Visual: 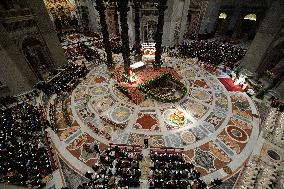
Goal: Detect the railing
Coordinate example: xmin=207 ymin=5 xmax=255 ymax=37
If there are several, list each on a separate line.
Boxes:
xmin=150 ymin=146 xmax=184 ymax=154
xmin=109 ymin=143 xmax=142 ymax=152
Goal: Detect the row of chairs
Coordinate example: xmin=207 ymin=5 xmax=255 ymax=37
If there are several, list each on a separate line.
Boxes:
xmin=236 ymin=156 xmax=280 ymax=189
xmin=262 ymin=108 xmax=284 ymax=148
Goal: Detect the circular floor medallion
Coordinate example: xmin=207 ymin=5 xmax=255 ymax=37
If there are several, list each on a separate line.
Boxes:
xmin=60 ymin=56 xmax=260 ymax=181
xmin=163 ymin=109 xmax=187 ymax=127
xmin=184 ymin=69 xmax=196 ymax=78
xmin=266 ymin=149 xmax=281 ymax=161
xmin=191 ymin=88 xmax=211 ymax=102
xmin=90 ymin=86 xmax=108 ymax=96
xmin=181 ymin=131 xmax=196 ymax=144
xmin=226 ymin=125 xmax=248 ymax=143
xmin=110 ymin=106 xmax=132 ymax=123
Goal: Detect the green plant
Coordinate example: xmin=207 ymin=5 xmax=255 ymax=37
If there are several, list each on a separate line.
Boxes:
xmin=138 ymin=73 xmax=187 ymax=103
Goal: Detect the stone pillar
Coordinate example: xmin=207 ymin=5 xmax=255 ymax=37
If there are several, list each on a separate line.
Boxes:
xmin=117 ymin=0 xmax=131 ymax=72
xmin=199 ymin=0 xmax=221 ymax=34
xmin=27 ymin=0 xmax=66 ymax=69
xmin=0 ymin=47 xmax=36 ymax=96
xmin=106 ymin=3 xmax=120 ymax=37
xmin=178 ymin=0 xmax=191 ymax=43
xmin=127 ymin=4 xmax=135 ymax=47
xmin=95 ymin=0 xmax=114 ymax=68
xmin=162 ymin=0 xmax=174 ymax=46
xmin=240 ymin=0 xmax=284 ymax=74
xmin=87 ymin=0 xmax=99 ymax=32
xmin=133 ymin=0 xmax=142 ymax=55
xmin=227 ymin=10 xmax=240 ymax=31
xmin=155 ymin=0 xmax=168 ymax=67
xmin=162 ymin=0 xmax=188 ymax=47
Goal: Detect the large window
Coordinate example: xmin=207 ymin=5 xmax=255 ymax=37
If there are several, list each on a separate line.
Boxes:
xmin=244 ymin=14 xmax=257 ymax=21
xmin=218 ymin=12 xmax=227 ymax=19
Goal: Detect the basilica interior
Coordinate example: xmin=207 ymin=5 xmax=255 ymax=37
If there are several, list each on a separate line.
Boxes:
xmin=0 ymin=0 xmax=284 ymax=189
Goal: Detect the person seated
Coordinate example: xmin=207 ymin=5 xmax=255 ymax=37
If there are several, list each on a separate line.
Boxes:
xmin=85 ymin=171 xmax=93 ymax=180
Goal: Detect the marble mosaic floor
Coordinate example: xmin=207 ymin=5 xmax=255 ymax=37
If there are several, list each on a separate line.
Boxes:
xmin=48 ymin=57 xmax=261 ymax=187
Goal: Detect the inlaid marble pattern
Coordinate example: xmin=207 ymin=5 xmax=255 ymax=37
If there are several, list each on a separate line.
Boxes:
xmin=59 ymin=157 xmax=89 ymax=189
xmin=49 ymin=57 xmax=260 ymax=182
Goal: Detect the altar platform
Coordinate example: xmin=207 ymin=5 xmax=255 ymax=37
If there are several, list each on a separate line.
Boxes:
xmin=218 ymin=78 xmax=245 ymax=92
xmin=112 ymin=66 xmax=182 ymax=104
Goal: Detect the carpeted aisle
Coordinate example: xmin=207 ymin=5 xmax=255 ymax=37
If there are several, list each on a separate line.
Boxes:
xmin=218 ymin=78 xmax=244 ymax=92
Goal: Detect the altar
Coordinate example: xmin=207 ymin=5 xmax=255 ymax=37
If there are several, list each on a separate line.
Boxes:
xmin=141 ymin=43 xmax=156 ymax=63
xmin=130 ymin=61 xmax=145 ymax=72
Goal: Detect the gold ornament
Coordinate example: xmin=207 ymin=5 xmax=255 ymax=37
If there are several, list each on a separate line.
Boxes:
xmin=44 ymin=0 xmax=76 ymax=17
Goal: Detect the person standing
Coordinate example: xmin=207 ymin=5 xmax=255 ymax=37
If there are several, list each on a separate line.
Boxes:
xmin=144 ymin=136 xmax=149 ymax=149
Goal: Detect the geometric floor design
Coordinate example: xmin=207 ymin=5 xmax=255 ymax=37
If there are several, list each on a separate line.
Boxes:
xmin=48 ymin=56 xmax=260 ymax=184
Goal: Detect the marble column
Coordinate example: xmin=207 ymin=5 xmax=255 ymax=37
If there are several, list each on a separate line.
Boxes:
xmin=199 ymin=0 xmax=221 ymax=34
xmin=117 ymin=0 xmax=131 ymax=72
xmin=127 ymin=3 xmax=135 ymax=48
xmin=162 ymin=0 xmax=188 ymax=47
xmin=227 ymin=10 xmax=240 ymax=32
xmin=240 ymin=0 xmax=284 ymax=74
xmin=178 ymin=0 xmax=191 ymax=44
xmin=95 ymin=0 xmax=114 ymax=68
xmin=162 ymin=0 xmax=174 ymax=46
xmin=155 ymin=0 xmax=168 ymax=67
xmin=87 ymin=0 xmax=99 ymax=32
xmin=133 ymin=0 xmax=142 ymax=55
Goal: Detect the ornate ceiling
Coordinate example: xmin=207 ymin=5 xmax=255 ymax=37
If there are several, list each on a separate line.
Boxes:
xmin=44 ymin=0 xmax=76 ymax=16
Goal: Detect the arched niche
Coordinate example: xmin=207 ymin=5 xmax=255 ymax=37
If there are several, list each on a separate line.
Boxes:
xmin=215 ymin=11 xmax=229 ymax=35
xmin=235 ymin=13 xmax=258 ymax=40
xmin=219 ymin=12 xmax=227 ymax=19
xmin=141 ymin=16 xmax=158 ymax=43
xmin=22 ymin=37 xmax=53 ymax=81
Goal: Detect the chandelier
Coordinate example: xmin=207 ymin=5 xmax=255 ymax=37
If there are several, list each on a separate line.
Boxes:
xmin=44 ymin=0 xmax=76 ymax=17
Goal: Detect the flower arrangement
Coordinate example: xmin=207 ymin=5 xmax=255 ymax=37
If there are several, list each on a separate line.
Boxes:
xmin=170 ymin=110 xmax=185 ymax=125
xmin=138 ymin=73 xmax=187 ymax=103
xmin=116 ymin=84 xmax=130 ymax=97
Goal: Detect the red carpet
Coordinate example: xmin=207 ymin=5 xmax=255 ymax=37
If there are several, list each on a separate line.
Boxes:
xmin=218 ymin=78 xmax=244 ymax=92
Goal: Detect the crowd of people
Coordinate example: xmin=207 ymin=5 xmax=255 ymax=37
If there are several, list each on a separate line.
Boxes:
xmin=62 ymin=33 xmax=123 ymax=66
xmin=76 ymin=145 xmax=143 ymax=189
xmin=64 ymin=42 xmax=101 ymax=63
xmin=36 ymin=63 xmax=88 ymax=96
xmin=148 ymin=153 xmax=209 ymax=189
xmin=177 ymin=40 xmax=246 ymax=68
xmin=270 ymin=97 xmax=284 ymax=112
xmin=0 ymin=103 xmax=53 ymax=188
